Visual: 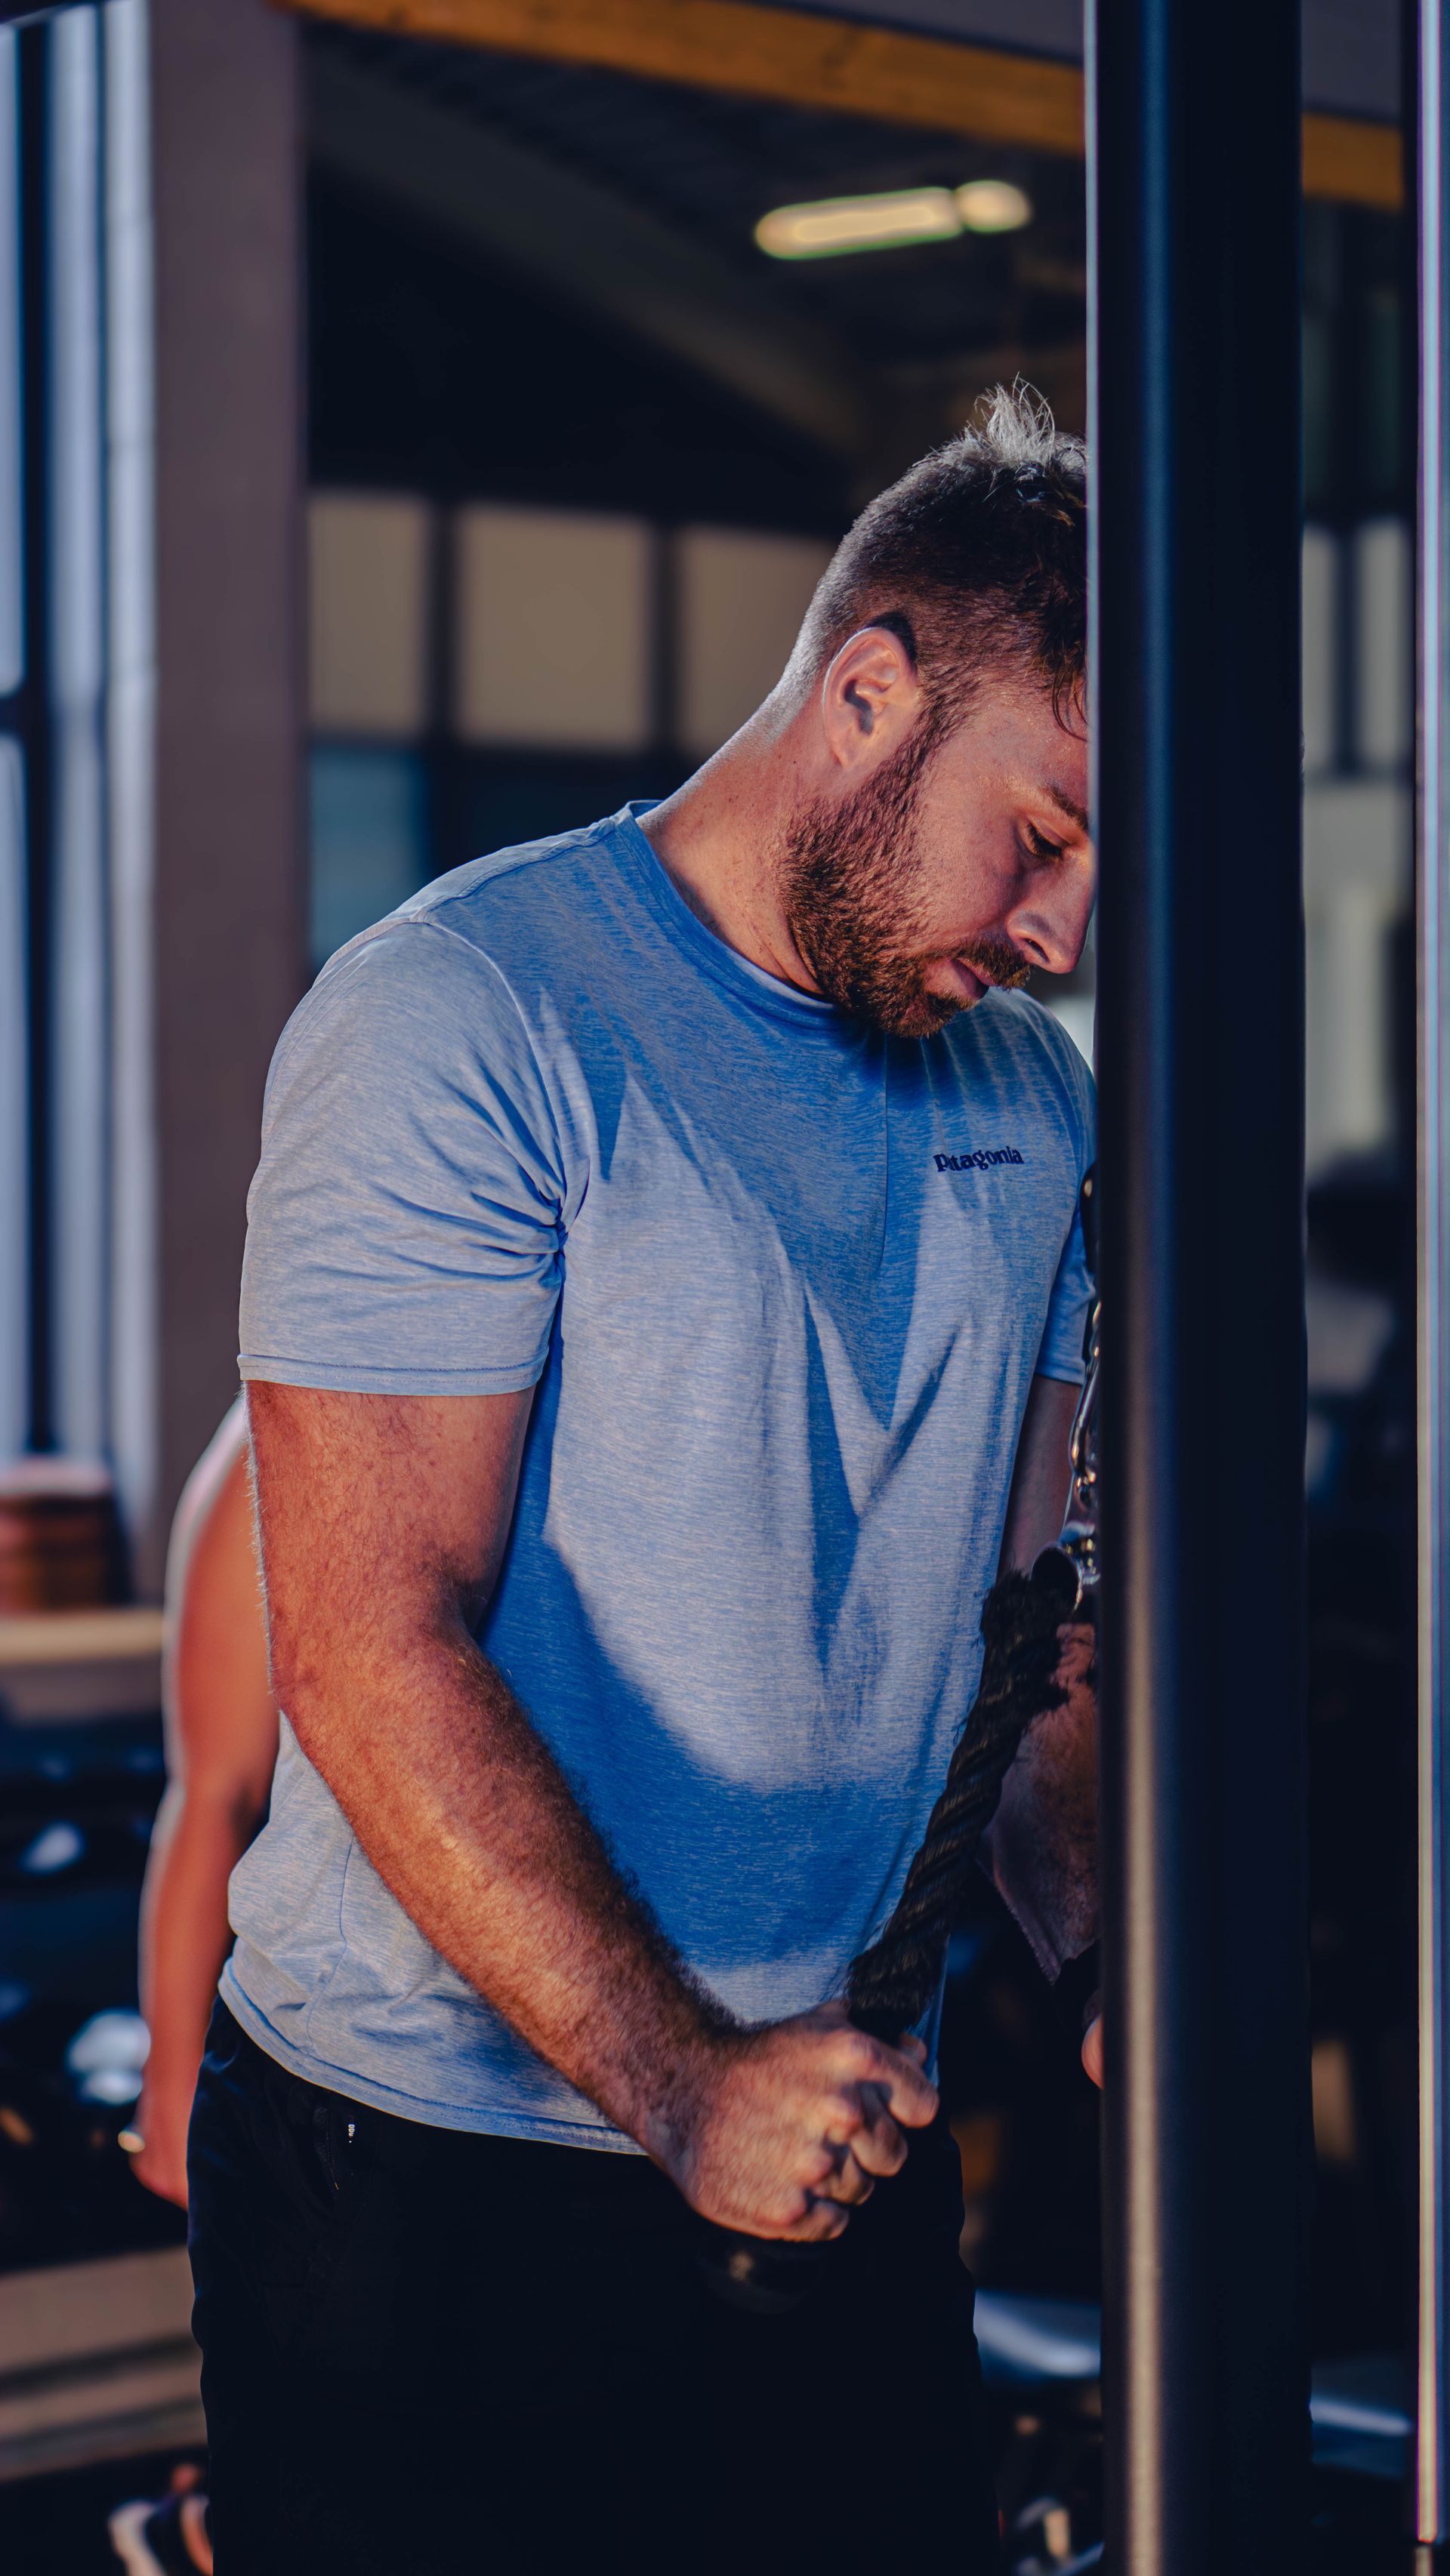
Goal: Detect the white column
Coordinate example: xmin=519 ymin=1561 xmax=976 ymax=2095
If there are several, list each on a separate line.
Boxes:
xmin=49 ymin=2 xmax=109 ymax=1461
xmin=104 ymin=0 xmax=157 ymax=1551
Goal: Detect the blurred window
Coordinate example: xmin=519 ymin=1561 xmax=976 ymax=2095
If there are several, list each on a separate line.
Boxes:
xmin=453 ymin=505 xmax=653 ymax=752
xmin=309 ymin=492 xmax=433 ymax=739
xmin=310 ymin=745 xmax=430 ymax=966
xmin=1300 ymin=524 xmax=1338 ymax=779
xmin=306 ymin=502 xmax=852 ymax=967
xmin=1302 ymin=518 xmax=1412 ymax=1177
xmin=1351 ymin=517 xmax=1412 ymax=772
xmin=674 ymin=526 xmax=832 ymax=758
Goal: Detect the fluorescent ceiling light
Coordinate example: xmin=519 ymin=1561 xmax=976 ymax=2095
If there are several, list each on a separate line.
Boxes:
xmin=956 ymin=179 xmax=1033 ymax=234
xmin=756 ymin=180 xmax=1033 ymax=261
xmin=755 ymin=187 xmax=962 ymax=260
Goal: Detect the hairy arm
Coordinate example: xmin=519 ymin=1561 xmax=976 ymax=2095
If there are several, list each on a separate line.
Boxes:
xmin=247 ymin=1381 xmax=936 ymax=2239
xmin=134 ymin=1402 xmax=279 ymax=2206
xmin=986 ymin=1373 xmax=1100 ymax=2051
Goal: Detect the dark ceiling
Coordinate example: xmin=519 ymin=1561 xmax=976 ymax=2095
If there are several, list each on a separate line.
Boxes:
xmin=305 ymin=18 xmax=1407 ymax=532
xmin=308 ymin=21 xmax=1087 ymax=376
xmin=305 ymin=18 xmax=1088 ymax=516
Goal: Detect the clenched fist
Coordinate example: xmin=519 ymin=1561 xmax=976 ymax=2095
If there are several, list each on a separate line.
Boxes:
xmin=663 ymin=2001 xmax=939 ymax=2242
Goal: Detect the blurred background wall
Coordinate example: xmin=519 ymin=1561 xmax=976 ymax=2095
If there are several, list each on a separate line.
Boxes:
xmin=0 ymin=0 xmax=1409 ymax=1594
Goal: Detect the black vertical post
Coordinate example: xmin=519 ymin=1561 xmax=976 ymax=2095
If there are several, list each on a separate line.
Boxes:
xmin=1089 ymin=2 xmax=1311 ymax=2570
xmin=17 ymin=21 xmax=53 ymax=1452
xmin=1417 ymin=1 xmax=1450 ymax=2546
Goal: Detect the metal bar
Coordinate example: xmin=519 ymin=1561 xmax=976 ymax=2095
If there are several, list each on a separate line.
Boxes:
xmin=0 ymin=25 xmax=28 ymax=1465
xmin=17 ymin=17 xmax=54 ymax=1450
xmin=1417 ymin=0 xmax=1450 ymax=2542
xmin=1088 ymin=0 xmax=1311 ymax=2567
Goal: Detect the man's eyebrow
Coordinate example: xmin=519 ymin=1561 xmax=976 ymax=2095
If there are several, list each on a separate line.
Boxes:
xmin=1044 ymin=783 xmax=1091 ymax=834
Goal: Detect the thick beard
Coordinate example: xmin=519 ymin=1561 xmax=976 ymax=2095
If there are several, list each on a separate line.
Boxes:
xmin=780 ymin=725 xmax=1028 ymax=1040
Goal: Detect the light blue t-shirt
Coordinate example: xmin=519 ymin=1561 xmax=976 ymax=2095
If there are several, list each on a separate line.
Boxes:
xmin=226 ymin=804 xmax=1095 ymax=2147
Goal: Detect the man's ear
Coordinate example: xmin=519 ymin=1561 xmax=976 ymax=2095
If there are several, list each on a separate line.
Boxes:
xmin=819 ymin=624 xmax=923 ymax=772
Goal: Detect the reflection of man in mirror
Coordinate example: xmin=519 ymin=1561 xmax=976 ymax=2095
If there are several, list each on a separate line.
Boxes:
xmin=192 ymin=387 xmax=1100 ymax=2572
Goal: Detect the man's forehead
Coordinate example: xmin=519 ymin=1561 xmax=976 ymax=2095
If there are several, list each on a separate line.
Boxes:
xmin=964 ymin=675 xmax=1090 ymax=817
xmin=1044 ymin=778 xmax=1091 ymax=835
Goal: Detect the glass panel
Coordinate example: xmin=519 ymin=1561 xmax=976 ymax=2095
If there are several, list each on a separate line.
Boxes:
xmin=1302 ymin=525 xmax=1339 ymax=778
xmin=448 ymin=750 xmax=683 ymax=875
xmin=1353 ymin=517 xmax=1414 ymax=772
xmin=310 ymin=744 xmax=430 ymax=968
xmin=0 ymin=737 xmax=27 ymax=1459
xmin=674 ymin=526 xmax=833 ymax=758
xmin=452 ymin=506 xmax=652 ymax=751
xmin=310 ymin=491 xmax=431 ymax=738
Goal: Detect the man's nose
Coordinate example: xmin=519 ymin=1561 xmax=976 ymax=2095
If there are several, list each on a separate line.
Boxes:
xmin=1007 ymin=866 xmax=1096 ymax=978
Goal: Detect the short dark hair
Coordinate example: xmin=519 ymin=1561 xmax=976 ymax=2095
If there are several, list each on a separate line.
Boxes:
xmin=792 ymin=383 xmax=1086 ymax=730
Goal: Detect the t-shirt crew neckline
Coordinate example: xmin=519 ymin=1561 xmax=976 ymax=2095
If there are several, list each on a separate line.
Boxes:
xmin=611 ymin=801 xmax=852 ymax=1040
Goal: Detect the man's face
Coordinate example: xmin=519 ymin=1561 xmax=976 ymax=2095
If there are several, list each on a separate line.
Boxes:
xmin=781 ymin=676 xmax=1096 ymax=1040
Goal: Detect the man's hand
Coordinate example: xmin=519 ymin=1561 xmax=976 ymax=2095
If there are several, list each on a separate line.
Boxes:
xmin=666 ymin=2002 xmax=938 ymax=2241
xmin=128 ymin=2074 xmax=193 ymax=2209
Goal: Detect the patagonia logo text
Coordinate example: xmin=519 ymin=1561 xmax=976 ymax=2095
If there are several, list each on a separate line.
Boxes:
xmin=934 ymin=1147 xmax=1025 ymax=1172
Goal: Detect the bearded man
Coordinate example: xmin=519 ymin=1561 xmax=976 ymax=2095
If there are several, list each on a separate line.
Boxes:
xmin=190 ymin=388 xmax=1099 ymax=2574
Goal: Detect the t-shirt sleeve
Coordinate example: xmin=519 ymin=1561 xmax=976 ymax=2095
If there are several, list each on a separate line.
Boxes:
xmin=1035 ymin=1200 xmax=1093 ymax=1384
xmin=239 ymin=923 xmax=567 ymax=1397
xmin=1033 ymin=1019 xmax=1097 ymax=1385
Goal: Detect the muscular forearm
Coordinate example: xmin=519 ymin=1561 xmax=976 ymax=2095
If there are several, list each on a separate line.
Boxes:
xmin=248 ymin=1379 xmax=936 ymax=2239
xmin=288 ymin=1622 xmax=942 ymax=2231
xmin=285 ymin=1622 xmax=730 ymax=2165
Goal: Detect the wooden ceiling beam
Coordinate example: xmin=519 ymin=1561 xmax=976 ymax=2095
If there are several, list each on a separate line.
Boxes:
xmin=277 ymin=0 xmax=1405 ymax=211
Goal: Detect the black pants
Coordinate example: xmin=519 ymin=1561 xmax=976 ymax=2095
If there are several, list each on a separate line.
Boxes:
xmin=189 ymin=2001 xmax=1001 ymax=2574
